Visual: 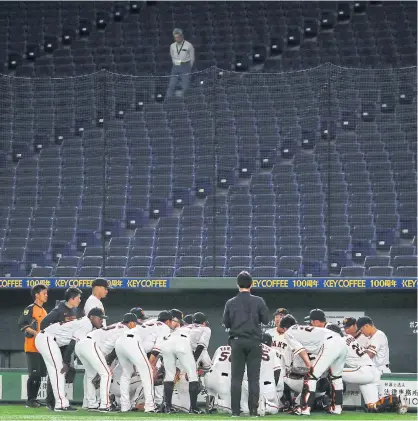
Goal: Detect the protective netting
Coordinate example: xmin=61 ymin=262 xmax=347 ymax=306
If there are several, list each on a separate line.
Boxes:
xmin=0 ymin=63 xmax=416 ymax=279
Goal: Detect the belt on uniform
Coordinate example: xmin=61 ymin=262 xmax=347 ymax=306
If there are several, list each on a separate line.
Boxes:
xmin=40 ymin=331 xmax=56 ymax=341
xmin=264 ymin=381 xmax=272 ymax=385
xmin=127 ymin=334 xmax=134 ymax=338
xmin=222 ymin=373 xmax=229 ymax=377
xmin=86 ymin=336 xmax=92 ymax=339
xmin=181 ymin=334 xmax=187 ymax=338
xmin=326 ymin=336 xmax=333 ymax=340
xmin=385 ymin=364 xmax=390 ymax=368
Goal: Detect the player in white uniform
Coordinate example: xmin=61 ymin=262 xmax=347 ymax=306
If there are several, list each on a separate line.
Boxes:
xmin=129 ymin=307 xmax=148 ymax=324
xmin=280 ymin=315 xmax=348 ymax=416
xmin=115 ymin=310 xmax=173 ymax=413
xmin=266 ymin=308 xmax=289 ymax=407
xmin=82 ymin=278 xmax=110 ymax=408
xmin=109 ymin=363 xmax=143 ymax=410
xmin=75 ymin=313 xmax=137 ymax=412
xmin=343 ymin=317 xmax=369 ymax=347
xmin=35 ymin=308 xmax=106 ymax=411
xmin=356 ymin=317 xmax=391 ymax=374
xmin=159 ymin=309 xmax=209 ymax=414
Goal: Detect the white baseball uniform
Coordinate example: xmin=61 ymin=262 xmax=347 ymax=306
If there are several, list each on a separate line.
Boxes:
xmin=35 ymin=317 xmax=94 ymax=409
xmin=115 ymin=327 xmax=159 ymax=412
xmin=342 ymin=335 xmax=380 ymax=404
xmin=82 ymin=295 xmax=105 ymax=408
xmin=75 ymin=323 xmax=128 ymax=409
xmin=266 ymin=328 xmax=287 ymax=399
xmin=365 ymin=330 xmax=390 ymax=373
xmin=241 ymin=343 xmax=281 ymax=415
xmin=204 ymin=345 xmax=247 ymax=414
xmin=284 ymin=325 xmax=348 ymax=414
xmin=160 ymin=324 xmax=210 ymax=383
xmin=110 ymin=363 xmax=144 ymax=409
xmin=134 ymin=319 xmax=171 ymax=354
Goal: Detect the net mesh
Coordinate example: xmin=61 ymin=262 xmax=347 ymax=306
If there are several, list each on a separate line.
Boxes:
xmin=0 ymin=63 xmax=416 ymax=278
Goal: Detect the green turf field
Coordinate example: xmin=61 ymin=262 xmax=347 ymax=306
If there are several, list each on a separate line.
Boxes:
xmin=0 ymin=405 xmax=416 ymax=421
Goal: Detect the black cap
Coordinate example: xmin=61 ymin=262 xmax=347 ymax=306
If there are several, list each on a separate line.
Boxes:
xmin=262 ymin=333 xmax=273 ymax=347
xmin=193 ymin=312 xmax=207 ymax=325
xmin=342 ymin=317 xmax=357 ymax=329
xmin=326 ymin=323 xmax=344 ymax=337
xmin=92 ymin=278 xmax=111 ymax=289
xmin=87 ymin=307 xmax=108 ymax=319
xmin=307 ymin=308 xmax=326 ymax=322
xmin=279 ymin=314 xmax=297 ymax=329
xmin=157 ymin=310 xmax=172 ymax=322
xmin=122 ymin=313 xmax=138 ymax=324
xmin=274 ymin=308 xmax=289 ymax=316
xmin=130 ymin=307 xmax=147 ymax=320
xmin=356 ymin=316 xmax=374 ymax=330
xmin=184 ymin=314 xmax=193 ymax=325
xmin=170 ymin=308 xmax=184 ymax=322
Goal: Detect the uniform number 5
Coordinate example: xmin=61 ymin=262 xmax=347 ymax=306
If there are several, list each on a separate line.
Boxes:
xmin=218 ymin=351 xmax=231 ymax=362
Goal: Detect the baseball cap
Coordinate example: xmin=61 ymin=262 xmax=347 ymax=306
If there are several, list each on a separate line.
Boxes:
xmin=274 ymin=308 xmax=289 ymax=316
xmin=87 ymin=307 xmax=108 ymax=319
xmin=306 ymin=308 xmax=326 ymax=322
xmin=170 ymin=309 xmax=184 ymax=322
xmin=193 ymin=312 xmax=207 ymax=324
xmin=92 ymin=278 xmax=112 ymax=289
xmin=157 ymin=310 xmax=172 ymax=322
xmin=184 ymin=314 xmax=193 ymax=325
xmin=130 ymin=307 xmax=147 ymax=320
xmin=356 ymin=316 xmax=374 ymax=330
xmin=262 ymin=333 xmax=273 ymax=347
xmin=122 ymin=313 xmax=138 ymax=324
xmin=342 ymin=317 xmax=357 ymax=329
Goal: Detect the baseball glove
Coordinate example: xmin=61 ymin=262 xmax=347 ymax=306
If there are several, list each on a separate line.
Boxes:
xmin=65 ymin=366 xmax=77 ymax=384
xmin=92 ymin=373 xmax=100 ymax=389
xmin=287 ymin=366 xmax=311 ymax=379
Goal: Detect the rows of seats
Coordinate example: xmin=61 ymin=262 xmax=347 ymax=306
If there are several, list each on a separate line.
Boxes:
xmin=1 ymin=2 xmax=416 ymax=76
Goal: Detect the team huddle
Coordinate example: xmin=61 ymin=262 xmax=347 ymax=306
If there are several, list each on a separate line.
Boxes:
xmin=19 ymin=281 xmax=407 ymax=415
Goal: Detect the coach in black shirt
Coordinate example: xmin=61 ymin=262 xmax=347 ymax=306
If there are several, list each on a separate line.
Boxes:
xmin=222 ymin=271 xmax=269 ymax=416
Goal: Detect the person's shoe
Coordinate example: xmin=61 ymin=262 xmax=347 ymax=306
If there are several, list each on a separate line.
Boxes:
xmin=25 ymin=400 xmax=41 ymax=408
xmin=145 ymin=408 xmax=159 ymax=413
xmin=98 ymin=406 xmax=118 ymax=413
xmin=327 ymin=405 xmax=342 ymax=415
xmin=35 ymin=400 xmax=47 ymax=407
xmin=164 ymin=404 xmax=178 ymax=414
xmin=54 ymin=406 xmax=77 ymax=412
xmin=190 ymin=408 xmax=204 ymax=414
xmin=292 ymin=406 xmax=310 ymax=416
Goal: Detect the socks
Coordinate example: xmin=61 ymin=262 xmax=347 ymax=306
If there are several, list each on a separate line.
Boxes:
xmin=163 ymin=381 xmax=174 ymax=407
xmin=189 ymin=381 xmax=199 ymax=410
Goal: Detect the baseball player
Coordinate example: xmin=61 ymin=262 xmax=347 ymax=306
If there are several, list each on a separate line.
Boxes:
xmin=305 ymin=308 xmax=330 ymax=328
xmin=280 ymin=314 xmax=348 ymax=416
xmin=130 ymin=307 xmax=148 ymax=324
xmin=343 ymin=317 xmax=368 ymax=347
xmin=75 ymin=313 xmax=138 ymax=412
xmin=159 ymin=309 xmax=207 ymax=414
xmin=326 ymin=324 xmax=403 ymax=413
xmin=35 ymin=308 xmax=106 ymax=411
xmin=115 ymin=310 xmax=174 ymax=413
xmin=83 ymin=278 xmax=110 ymax=408
xmin=356 ymin=317 xmax=391 ymax=373
xmin=241 ymin=333 xmax=282 ymax=415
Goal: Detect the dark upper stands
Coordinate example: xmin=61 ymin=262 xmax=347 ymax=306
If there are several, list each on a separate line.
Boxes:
xmin=0 ymin=2 xmax=416 ymax=278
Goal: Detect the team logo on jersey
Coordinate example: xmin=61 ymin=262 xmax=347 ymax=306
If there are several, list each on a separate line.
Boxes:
xmin=23 ymin=309 xmax=29 ymax=315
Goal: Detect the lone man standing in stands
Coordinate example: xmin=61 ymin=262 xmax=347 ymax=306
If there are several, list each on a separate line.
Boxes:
xmin=166 ymin=28 xmax=194 ymax=98
xmin=222 ymin=271 xmax=269 ymax=416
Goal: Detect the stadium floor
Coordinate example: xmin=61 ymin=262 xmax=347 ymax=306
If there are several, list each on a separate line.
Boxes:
xmin=0 ymin=406 xmax=415 ymax=421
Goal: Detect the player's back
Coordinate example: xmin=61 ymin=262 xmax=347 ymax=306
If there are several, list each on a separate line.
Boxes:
xmin=260 ymin=343 xmax=280 ymax=384
xmin=211 ymin=345 xmax=232 ymax=374
xmin=45 ymin=316 xmax=91 ymax=347
xmin=179 ymin=323 xmax=211 ymax=350
xmin=136 ymin=319 xmax=170 ymax=353
xmin=344 ymin=335 xmax=373 ymax=368
xmin=90 ymin=322 xmax=128 ymax=355
xmin=285 ymin=325 xmax=338 ymax=355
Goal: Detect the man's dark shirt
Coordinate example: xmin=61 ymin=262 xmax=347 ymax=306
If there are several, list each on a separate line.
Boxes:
xmin=222 ymin=291 xmax=269 ymax=341
xmin=40 ymin=301 xmax=78 ymax=330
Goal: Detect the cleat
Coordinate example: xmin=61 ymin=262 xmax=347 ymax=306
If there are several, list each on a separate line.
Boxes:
xmin=145 ymin=408 xmax=159 ymax=413
xmin=190 ymin=408 xmax=204 ymax=414
xmin=25 ymin=400 xmax=41 ymax=408
xmin=164 ymin=405 xmax=178 ymax=414
xmin=98 ymin=406 xmax=118 ymax=413
xmin=54 ymin=406 xmax=77 ymax=412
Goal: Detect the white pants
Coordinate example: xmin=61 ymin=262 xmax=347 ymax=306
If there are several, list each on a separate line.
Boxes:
xmin=160 ymin=335 xmax=197 ymax=383
xmin=35 ymin=332 xmax=69 ymax=409
xmin=377 ymin=365 xmax=391 ymax=374
xmin=343 ymin=365 xmax=380 ymax=404
xmin=75 ymin=337 xmax=112 ymax=409
xmin=242 ymin=379 xmax=279 ymax=415
xmin=204 ymin=369 xmax=247 ymax=414
xmin=305 ymin=336 xmax=348 ymax=411
xmin=172 ymin=374 xmax=191 ymax=412
xmin=115 ymin=334 xmax=155 ymax=412
xmin=110 ymin=364 xmax=143 ymax=408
